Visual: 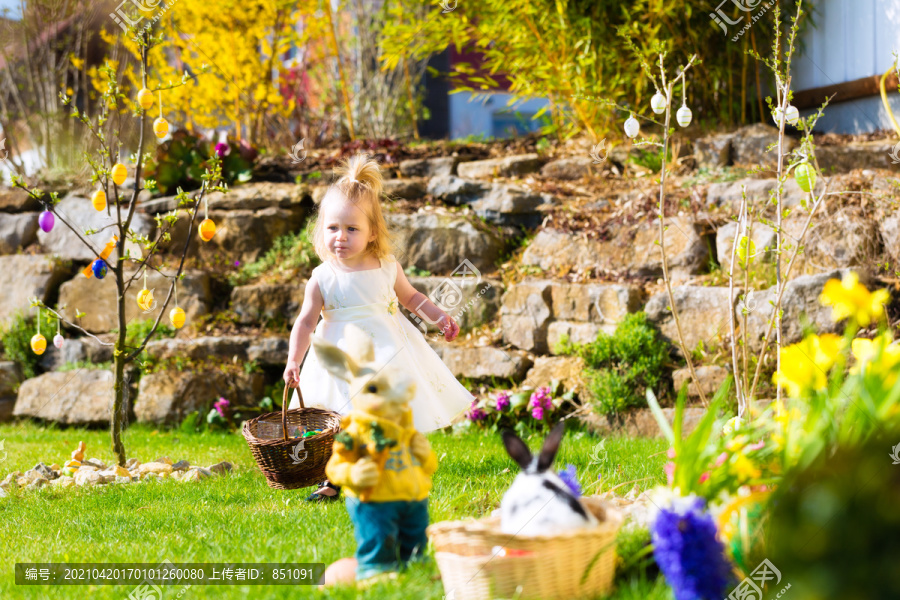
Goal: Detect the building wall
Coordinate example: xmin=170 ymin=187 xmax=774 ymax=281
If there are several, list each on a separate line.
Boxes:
xmin=449 ymin=92 xmax=552 ymax=140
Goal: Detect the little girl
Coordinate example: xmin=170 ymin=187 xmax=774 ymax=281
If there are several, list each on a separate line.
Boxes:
xmin=283 ymin=154 xmax=475 ymax=501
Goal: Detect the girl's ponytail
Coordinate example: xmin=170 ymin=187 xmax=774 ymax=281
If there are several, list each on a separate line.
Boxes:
xmin=333 ymin=154 xmax=384 ymax=202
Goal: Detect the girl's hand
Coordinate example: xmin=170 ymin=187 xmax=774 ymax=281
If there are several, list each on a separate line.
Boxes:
xmin=437 ymin=314 xmax=460 ymax=342
xmin=283 ymin=360 xmax=300 ymax=388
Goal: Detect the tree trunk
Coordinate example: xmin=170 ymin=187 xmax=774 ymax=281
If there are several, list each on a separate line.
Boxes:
xmin=111 ymin=257 xmax=128 ymax=467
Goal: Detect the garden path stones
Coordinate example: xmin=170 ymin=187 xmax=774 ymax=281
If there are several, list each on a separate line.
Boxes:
xmin=172 ymin=460 xmax=190 ymax=471
xmin=208 ymin=461 xmax=233 ymax=475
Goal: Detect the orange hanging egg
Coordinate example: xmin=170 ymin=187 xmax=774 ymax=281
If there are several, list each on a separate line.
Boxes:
xmin=91 ymin=189 xmax=107 ymax=211
xmin=199 ymin=218 xmax=216 ymax=242
xmin=137 ymin=88 xmax=154 ymax=110
xmin=111 ymin=163 xmax=128 ymax=186
xmin=153 ymin=117 xmax=169 ymax=139
xmin=31 ymin=334 xmax=47 ymax=355
xmin=170 ymin=307 xmax=186 ymax=329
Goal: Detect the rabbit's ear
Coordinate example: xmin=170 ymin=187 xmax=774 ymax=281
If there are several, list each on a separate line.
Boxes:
xmin=311 ymin=335 xmax=359 ymax=383
xmin=536 ymin=420 xmax=566 ymax=473
xmin=343 ymin=324 xmax=375 ymax=364
xmin=501 ymin=430 xmax=533 ymax=471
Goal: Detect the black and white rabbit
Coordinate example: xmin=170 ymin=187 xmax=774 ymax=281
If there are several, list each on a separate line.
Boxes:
xmin=499 ymin=421 xmax=598 ymax=536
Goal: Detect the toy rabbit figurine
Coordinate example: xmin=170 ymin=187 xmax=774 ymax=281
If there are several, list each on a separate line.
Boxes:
xmin=313 ymin=324 xmax=438 ymax=584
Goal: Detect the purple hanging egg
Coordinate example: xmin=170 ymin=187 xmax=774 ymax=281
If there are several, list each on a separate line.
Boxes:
xmin=39 ymin=210 xmax=55 ymax=233
xmin=92 ymin=258 xmax=108 ymax=279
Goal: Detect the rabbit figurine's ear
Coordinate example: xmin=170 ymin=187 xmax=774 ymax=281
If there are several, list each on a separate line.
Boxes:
xmin=343 ymin=324 xmax=375 ymax=364
xmin=311 ymin=334 xmax=360 ymax=383
xmin=536 ymin=420 xmax=567 ymax=473
xmin=501 ymin=430 xmax=533 ymax=471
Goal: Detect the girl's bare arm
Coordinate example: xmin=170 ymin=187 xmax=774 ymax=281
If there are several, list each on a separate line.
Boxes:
xmin=284 ymin=275 xmax=325 ymax=383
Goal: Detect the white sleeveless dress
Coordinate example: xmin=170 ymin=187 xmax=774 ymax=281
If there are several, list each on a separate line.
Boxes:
xmin=288 ymin=253 xmax=474 ymax=432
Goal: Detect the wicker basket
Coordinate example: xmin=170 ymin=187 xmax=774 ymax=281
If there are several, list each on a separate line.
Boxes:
xmin=428 ymin=495 xmax=623 ymax=600
xmin=242 ymin=384 xmax=342 ymax=490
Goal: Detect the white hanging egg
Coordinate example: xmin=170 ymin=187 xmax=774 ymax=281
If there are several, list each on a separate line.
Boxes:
xmin=53 ymin=333 xmax=64 ymax=349
xmin=784 ymin=105 xmax=800 ymax=127
xmin=772 ymin=107 xmax=784 ymax=127
xmin=676 ymin=106 xmax=693 ymax=128
xmin=650 ymin=92 xmax=667 ymax=115
xmin=624 ymin=115 xmax=640 ymax=139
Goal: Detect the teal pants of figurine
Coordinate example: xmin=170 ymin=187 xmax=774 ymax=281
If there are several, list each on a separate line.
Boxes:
xmin=345 ymin=497 xmax=430 ymax=580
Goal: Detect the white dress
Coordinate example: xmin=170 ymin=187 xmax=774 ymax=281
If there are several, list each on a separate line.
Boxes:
xmin=288 ymin=253 xmax=474 ymax=433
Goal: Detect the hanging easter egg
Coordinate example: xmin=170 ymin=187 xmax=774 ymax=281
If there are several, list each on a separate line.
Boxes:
xmin=199 ymin=218 xmax=216 ymax=242
xmin=137 ymin=288 xmax=155 ymax=312
xmin=784 ymin=104 xmax=800 ymax=127
xmin=676 ymin=106 xmax=693 ymax=128
xmin=137 ymin=88 xmax=154 ymax=110
xmin=624 ymin=115 xmax=640 ymax=139
xmin=111 ymin=163 xmax=128 ymax=186
xmin=650 ymin=92 xmax=667 ymax=115
xmin=91 ymin=189 xmax=106 ymax=212
xmin=53 ymin=333 xmax=64 ymax=349
xmin=170 ymin=306 xmax=186 ymax=329
xmin=91 ymin=258 xmax=108 ymax=279
xmin=30 ymin=334 xmax=46 ymax=355
xmin=153 ymin=117 xmax=169 ymax=139
xmin=38 ymin=210 xmax=55 ymax=233
xmin=794 ymin=162 xmax=816 ymax=193
xmin=772 ymin=107 xmax=785 ymax=127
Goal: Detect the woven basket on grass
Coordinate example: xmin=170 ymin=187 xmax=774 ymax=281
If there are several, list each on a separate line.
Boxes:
xmin=242 ymin=385 xmax=342 ymax=490
xmin=428 ymin=495 xmax=623 ymax=600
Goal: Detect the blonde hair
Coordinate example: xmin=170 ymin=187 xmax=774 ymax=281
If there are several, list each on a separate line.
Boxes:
xmin=310 ymin=154 xmax=392 ymax=262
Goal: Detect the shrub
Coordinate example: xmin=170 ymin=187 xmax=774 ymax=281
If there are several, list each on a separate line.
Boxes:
xmin=556 ymin=312 xmax=669 ymax=416
xmin=228 ymin=223 xmax=320 ymax=286
xmin=0 ymin=313 xmax=52 ymax=379
xmin=144 ymin=130 xmax=254 ymax=195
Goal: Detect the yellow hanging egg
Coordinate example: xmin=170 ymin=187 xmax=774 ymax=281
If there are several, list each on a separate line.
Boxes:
xmin=153 ymin=117 xmax=169 ymax=139
xmin=137 ymin=88 xmax=154 ymax=110
xmin=170 ymin=306 xmax=186 ymax=329
xmin=91 ymin=189 xmax=107 ymax=212
xmin=199 ymin=218 xmax=216 ymax=242
xmin=31 ymin=333 xmax=47 ymax=355
xmin=137 ymin=288 xmax=155 ymax=312
xmin=111 ymin=163 xmax=128 ymax=186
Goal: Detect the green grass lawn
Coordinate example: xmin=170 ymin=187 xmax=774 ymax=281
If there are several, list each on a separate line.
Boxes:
xmin=0 ymin=422 xmax=671 ymax=600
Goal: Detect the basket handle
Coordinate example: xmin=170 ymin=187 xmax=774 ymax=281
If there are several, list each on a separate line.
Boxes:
xmin=282 ymin=382 xmax=305 ymax=442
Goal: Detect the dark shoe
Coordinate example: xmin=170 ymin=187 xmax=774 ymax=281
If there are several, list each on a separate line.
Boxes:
xmin=306 ymin=480 xmax=341 ymax=502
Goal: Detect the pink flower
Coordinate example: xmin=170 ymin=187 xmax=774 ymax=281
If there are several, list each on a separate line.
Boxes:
xmin=529 ymin=386 xmax=553 ymax=411
xmin=699 ymin=471 xmax=710 ymax=484
xmin=495 ymin=391 xmax=511 ymax=411
xmin=214 ymin=397 xmax=230 ymax=417
xmin=664 ymin=462 xmax=676 ymax=486
xmin=715 ymin=452 xmax=728 ymax=468
xmin=531 ymin=406 xmax=544 ymax=420
xmin=747 ymin=440 xmax=765 ymax=451
xmin=667 ymin=447 xmax=676 ymax=459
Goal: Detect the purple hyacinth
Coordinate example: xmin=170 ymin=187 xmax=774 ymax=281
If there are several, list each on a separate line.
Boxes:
xmin=557 ymin=464 xmax=582 ymax=497
xmin=466 ymin=400 xmax=487 ymax=421
xmin=495 ymin=391 xmax=511 ymax=411
xmin=651 ymin=496 xmax=732 ymax=600
xmin=528 ymin=386 xmax=553 ymax=412
xmin=531 ymin=406 xmax=544 ymax=420
xmin=214 ymin=397 xmax=230 ymax=417
xmin=215 ymin=142 xmax=230 ymax=158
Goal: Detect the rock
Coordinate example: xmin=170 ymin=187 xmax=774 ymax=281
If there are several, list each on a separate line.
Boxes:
xmin=170 ymin=471 xmax=183 ymax=481
xmin=141 ymin=182 xmax=310 ymax=213
xmin=715 ymin=221 xmax=777 ymax=272
xmin=0 ymin=486 xmax=6 ymax=497
xmin=781 ymin=207 xmax=880 ymax=278
xmin=880 ymin=213 xmax=900 ymax=267
xmin=38 ymin=338 xmax=88 ymax=372
xmin=74 ymin=469 xmax=103 ymax=486
xmin=730 ymin=123 xmax=798 ymax=167
xmin=706 ymin=177 xmax=826 ymax=214
xmin=0 ymin=361 xmax=22 ymax=398
xmin=57 ymin=268 xmax=212 ymax=334
xmin=181 ymin=468 xmax=209 ymax=482
xmin=386 ymin=212 xmax=506 ymax=275
xmin=154 ymin=456 xmax=174 ymax=465
xmin=470 ymin=183 xmax=553 ymax=227
xmin=51 ymin=477 xmax=75 ymax=488
xmin=547 ymin=321 xmax=611 ymax=354
xmin=743 ymin=270 xmax=851 ymax=352
xmin=500 ymin=280 xmax=553 ymax=353
xmin=135 ymin=368 xmax=264 ymax=425
xmin=541 ymin=156 xmax=594 ymax=180
xmin=672 ymin=365 xmax=730 ymax=398
xmin=645 ymin=287 xmax=739 ymax=356
xmin=208 ymin=461 xmax=233 ymax=475
xmin=457 ymin=153 xmax=543 ymax=179
xmin=14 ymin=370 xmax=115 ymax=423
xmin=247 ymin=337 xmax=290 ymax=367
xmin=138 ymin=462 xmax=174 ymax=476
xmin=142 ymin=472 xmax=161 ymax=482
xmin=400 ymin=156 xmax=460 ymax=178
xmin=521 ymin=356 xmax=588 ymax=396
xmin=0 ymin=212 xmax=39 ymax=254
xmin=164 ymin=207 xmax=306 ymax=264
xmin=82 ymin=458 xmax=106 ymax=469
xmin=231 ymin=283 xmax=305 ymax=325
xmin=383 ymin=178 xmax=427 ymax=200
xmin=144 ymin=336 xmax=253 ymax=362
xmin=35 ymin=197 xmax=155 ymax=261
xmin=815 ymin=141 xmax=900 ymax=173
xmin=172 ymin=460 xmax=190 ymax=471
xmin=114 ymin=476 xmax=132 ymax=484
xmin=83 ymin=336 xmax=115 ymax=364
xmin=694 ymin=135 xmax=733 ymax=168
xmin=425 ymin=175 xmax=490 ymax=205
xmin=427 ymin=343 xmax=532 ymax=380
xmin=405 ymin=276 xmax=500 ymax=331
xmin=29 ymin=462 xmax=58 ymax=481
xmin=0 ymin=188 xmax=42 ymax=212
xmin=26 ymin=477 xmax=48 ymax=490
xmin=579 ymin=407 xmax=707 ymax=438
xmin=550 ymin=282 xmax=644 ymax=323
xmin=0 ymin=254 xmax=74 ymax=328
xmin=125 ymin=458 xmax=140 ymax=470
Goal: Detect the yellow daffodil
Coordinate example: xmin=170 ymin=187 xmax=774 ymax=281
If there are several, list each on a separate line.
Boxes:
xmin=773 ymin=334 xmax=842 ymax=397
xmin=850 ymin=332 xmax=900 ymax=387
xmin=732 ymin=454 xmax=762 ymax=481
xmin=819 ymin=271 xmax=890 ymax=326
xmin=726 ymin=434 xmax=749 ymax=453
